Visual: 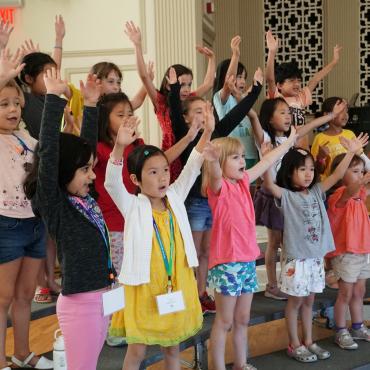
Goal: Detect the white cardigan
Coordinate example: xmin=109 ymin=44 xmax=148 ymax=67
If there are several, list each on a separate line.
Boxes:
xmin=104 ymin=148 xmax=203 ymax=285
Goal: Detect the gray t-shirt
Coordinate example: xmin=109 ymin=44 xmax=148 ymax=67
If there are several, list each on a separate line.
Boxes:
xmin=275 ymin=183 xmax=335 ymax=259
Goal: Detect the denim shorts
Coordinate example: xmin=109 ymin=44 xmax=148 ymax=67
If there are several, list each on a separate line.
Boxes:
xmin=207 ymin=261 xmax=259 ymax=296
xmin=185 ymin=197 xmax=212 ymax=232
xmin=0 ymin=214 xmax=46 ymax=264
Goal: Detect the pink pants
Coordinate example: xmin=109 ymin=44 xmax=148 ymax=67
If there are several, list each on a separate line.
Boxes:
xmin=56 ymin=290 xmax=109 ymax=370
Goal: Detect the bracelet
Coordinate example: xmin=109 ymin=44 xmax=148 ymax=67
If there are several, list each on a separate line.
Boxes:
xmin=109 ymin=153 xmax=123 ymax=166
xmin=54 ymin=46 xmax=63 ymax=49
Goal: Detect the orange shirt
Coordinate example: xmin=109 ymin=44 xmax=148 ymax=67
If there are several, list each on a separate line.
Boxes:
xmin=326 ymin=186 xmax=370 ymax=258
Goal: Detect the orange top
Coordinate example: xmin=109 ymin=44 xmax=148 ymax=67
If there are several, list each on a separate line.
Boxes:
xmin=326 ymin=186 xmax=370 ymax=258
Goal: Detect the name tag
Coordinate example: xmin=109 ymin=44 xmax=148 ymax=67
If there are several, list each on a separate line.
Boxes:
xmin=156 ymin=290 xmax=185 ymax=315
xmin=102 ymin=285 xmax=125 ymax=316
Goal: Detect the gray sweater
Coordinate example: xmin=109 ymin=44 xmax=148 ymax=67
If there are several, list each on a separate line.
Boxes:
xmin=32 ymin=94 xmax=111 ymax=295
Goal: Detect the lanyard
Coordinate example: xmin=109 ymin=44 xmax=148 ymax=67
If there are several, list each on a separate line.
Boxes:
xmin=153 ymin=209 xmax=175 ymax=292
xmin=72 ymin=197 xmax=114 ymax=284
xmin=12 ymin=134 xmax=34 ymax=154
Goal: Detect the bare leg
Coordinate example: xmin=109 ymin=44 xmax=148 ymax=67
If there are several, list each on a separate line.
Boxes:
xmin=192 ymin=231 xmax=208 ymax=295
xmin=162 ymin=345 xmax=180 ymax=370
xmin=265 ymin=229 xmax=282 ymax=288
xmin=12 ymin=257 xmax=43 ymax=366
xmin=122 ymin=343 xmax=146 ymax=370
xmin=349 ymin=279 xmax=366 ymax=324
xmin=301 ymin=293 xmax=315 ymax=346
xmin=285 ymin=295 xmax=303 ymax=348
xmin=210 ymin=293 xmax=237 ymax=370
xmin=0 ymin=258 xmax=22 ymax=368
xmin=232 ymin=293 xmax=253 ymax=369
xmin=334 ymin=280 xmax=354 ymax=328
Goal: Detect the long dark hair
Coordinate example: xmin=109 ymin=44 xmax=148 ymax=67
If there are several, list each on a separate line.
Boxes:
xmin=259 ymin=97 xmax=290 ymax=146
xmin=276 ymin=147 xmax=318 ymax=191
xmin=159 ymin=64 xmax=193 ymax=97
xmin=97 ymin=92 xmax=133 ymax=146
xmin=24 ymin=133 xmax=94 ymax=199
xmin=212 ymin=58 xmax=247 ymax=96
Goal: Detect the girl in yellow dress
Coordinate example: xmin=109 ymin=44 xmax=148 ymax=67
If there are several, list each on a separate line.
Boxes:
xmin=105 ymin=103 xmax=214 ymax=369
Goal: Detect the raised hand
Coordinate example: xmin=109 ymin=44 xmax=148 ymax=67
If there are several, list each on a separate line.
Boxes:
xmin=55 ymin=15 xmax=66 ymax=43
xmin=186 ymin=119 xmax=201 ymax=142
xmin=287 ymin=125 xmax=298 ymax=144
xmin=226 ymin=74 xmax=241 ymax=99
xmin=20 ymin=39 xmax=40 ymax=57
xmin=0 ymin=48 xmax=25 ymax=81
xmin=124 ymin=21 xmax=142 ymax=46
xmin=260 ymin=141 xmax=273 ymax=157
xmin=116 ymin=116 xmax=140 ymax=147
xmin=147 ymin=61 xmax=155 ymax=81
xmin=203 ymin=101 xmax=215 ymax=133
xmin=62 ymin=106 xmax=80 ymax=134
xmin=253 ymin=67 xmax=264 ymax=85
xmin=332 ymin=44 xmax=342 ymax=64
xmin=332 ymin=100 xmax=346 ymax=116
xmin=339 ymin=133 xmax=369 ymax=153
xmin=0 ymin=20 xmax=13 ymax=50
xmin=165 ymin=67 xmax=177 ymax=85
xmin=202 ymin=141 xmax=221 ymax=162
xmin=196 ymin=46 xmax=215 ymax=59
xmin=266 ymin=30 xmax=279 ymax=52
xmin=317 ymin=141 xmax=330 ymax=161
xmin=79 ymin=73 xmax=102 ymax=106
xmin=230 ymin=35 xmax=241 ymax=57
xmin=43 ymin=67 xmax=68 ymax=96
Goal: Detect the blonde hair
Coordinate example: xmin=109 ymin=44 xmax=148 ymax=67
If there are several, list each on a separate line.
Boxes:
xmin=1 ymin=79 xmax=25 ymax=107
xmin=201 ymin=136 xmax=244 ymax=196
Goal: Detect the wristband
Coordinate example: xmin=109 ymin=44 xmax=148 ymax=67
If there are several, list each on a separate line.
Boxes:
xmin=54 ymin=46 xmax=63 ymax=49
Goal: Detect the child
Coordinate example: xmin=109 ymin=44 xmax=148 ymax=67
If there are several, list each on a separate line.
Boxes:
xmin=250 ymin=98 xmax=346 ymax=300
xmin=263 ymin=134 xmax=368 ymax=363
xmin=311 ymin=97 xmax=370 ymax=180
xmin=104 ymin=103 xmax=215 ymax=370
xmin=168 ymin=67 xmax=263 ymax=313
xmin=0 ymin=49 xmax=53 ymax=370
xmin=326 ymin=154 xmax=370 ymax=349
xmin=24 ymin=69 xmax=113 ymax=370
xmin=265 ymin=30 xmax=341 ymax=149
xmin=202 ymin=127 xmax=297 ymax=370
xmin=212 ymin=35 xmax=259 ymax=171
xmin=124 ymin=20 xmax=216 ymax=181
xmin=95 ymin=92 xmax=200 ymax=345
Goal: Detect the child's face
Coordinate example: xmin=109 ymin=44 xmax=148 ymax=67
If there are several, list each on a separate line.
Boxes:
xmin=270 ymin=102 xmax=291 ymax=134
xmin=66 ymin=154 xmax=96 ymax=197
xmin=277 ymin=77 xmax=302 ymax=97
xmin=108 ymin=102 xmax=133 ymax=137
xmin=0 ymin=87 xmax=21 ymax=134
xmin=101 ymin=71 xmax=122 ymax=95
xmin=223 ymin=147 xmax=245 ymax=182
xmin=136 ymin=154 xmax=170 ymax=200
xmin=184 ymin=100 xmax=205 ymax=129
xmin=291 ymin=156 xmax=315 ymax=189
xmin=235 ymin=70 xmax=246 ymax=93
xmin=27 ymin=63 xmax=55 ymax=95
xmin=330 ymin=101 xmax=349 ymax=128
xmin=178 ymin=74 xmax=193 ymax=101
xmin=342 ymin=162 xmax=365 ymax=186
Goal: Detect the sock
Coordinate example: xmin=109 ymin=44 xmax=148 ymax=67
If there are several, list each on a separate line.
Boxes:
xmin=352 ymin=322 xmax=363 ymax=330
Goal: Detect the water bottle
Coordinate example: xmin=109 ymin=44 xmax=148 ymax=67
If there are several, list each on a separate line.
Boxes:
xmin=53 ymin=329 xmax=67 ymax=370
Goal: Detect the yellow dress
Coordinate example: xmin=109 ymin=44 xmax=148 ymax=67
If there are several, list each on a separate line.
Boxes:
xmin=110 ymin=206 xmax=203 ymax=346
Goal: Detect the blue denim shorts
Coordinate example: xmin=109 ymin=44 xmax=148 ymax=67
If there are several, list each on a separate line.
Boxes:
xmin=185 ymin=197 xmax=212 ymax=232
xmin=207 ymin=261 xmax=259 ymax=296
xmin=0 ymin=215 xmax=46 ymax=264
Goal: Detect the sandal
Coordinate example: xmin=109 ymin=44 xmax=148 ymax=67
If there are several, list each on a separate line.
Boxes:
xmin=11 ymin=352 xmax=53 ymax=369
xmin=287 ymin=345 xmax=317 ymax=362
xmin=307 ymin=343 xmax=331 ymax=360
xmin=33 ymin=288 xmax=52 ymax=304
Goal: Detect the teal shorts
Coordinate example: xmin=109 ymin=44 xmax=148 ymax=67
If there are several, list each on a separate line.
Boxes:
xmin=207 ymin=261 xmax=258 ymax=296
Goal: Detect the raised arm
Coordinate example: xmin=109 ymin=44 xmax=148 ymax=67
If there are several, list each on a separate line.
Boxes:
xmin=219 ymin=35 xmax=241 ymax=104
xmin=130 ymin=61 xmax=154 ymax=110
xmin=336 ymin=172 xmax=370 ymax=207
xmin=0 ymin=48 xmax=24 ymax=90
xmin=215 ymin=68 xmax=263 ymax=137
xmin=202 ymin=141 xmax=223 ymax=194
xmin=0 ymin=20 xmax=13 ymax=50
xmin=52 ymin=15 xmax=65 ymax=70
xmin=37 ymin=68 xmax=68 ymax=203
xmin=79 ymin=73 xmax=101 ymax=149
xmin=193 ymin=46 xmax=216 ymax=97
xmin=296 ymin=100 xmax=346 ymax=138
xmin=247 ymin=108 xmax=264 ymax=146
xmin=265 ymin=30 xmax=279 ymax=96
xmin=247 ymin=126 xmax=297 ymax=183
xmin=321 ymin=133 xmax=369 ymax=193
xmin=124 ymin=21 xmax=157 ymax=108
xmin=262 ymin=161 xmax=283 ymax=199
xmin=307 ymin=45 xmax=341 ymax=93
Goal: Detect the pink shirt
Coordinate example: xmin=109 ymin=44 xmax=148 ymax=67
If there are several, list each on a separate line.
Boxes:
xmin=207 ymin=173 xmax=260 ymax=269
xmin=326 ymin=186 xmax=370 ymax=257
xmin=0 ymin=130 xmax=37 ymax=218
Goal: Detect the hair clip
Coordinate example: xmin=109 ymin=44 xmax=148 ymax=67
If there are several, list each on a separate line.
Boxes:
xmin=144 ymin=150 xmax=149 ymax=156
xmin=296 ymin=148 xmax=308 ymax=155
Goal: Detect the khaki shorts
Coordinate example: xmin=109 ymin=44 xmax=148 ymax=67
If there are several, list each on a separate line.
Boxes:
xmin=331 ymin=253 xmax=370 ymax=283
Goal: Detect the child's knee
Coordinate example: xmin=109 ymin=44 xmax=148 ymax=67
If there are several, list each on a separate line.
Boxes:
xmin=233 ymin=313 xmax=250 ymax=327
xmin=215 ymin=316 xmax=233 ymax=332
xmin=162 ymin=345 xmax=179 ymax=358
